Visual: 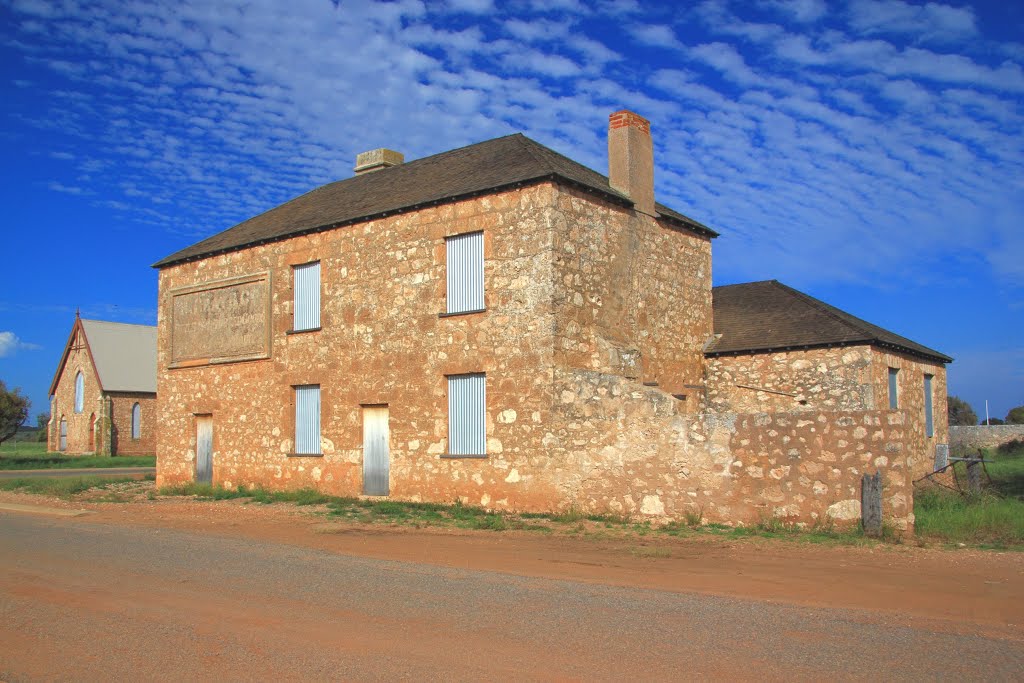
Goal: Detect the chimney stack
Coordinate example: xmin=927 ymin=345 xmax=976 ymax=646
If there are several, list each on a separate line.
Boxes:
xmin=608 ymin=110 xmax=655 ymax=216
xmin=354 ymin=148 xmax=404 ymax=175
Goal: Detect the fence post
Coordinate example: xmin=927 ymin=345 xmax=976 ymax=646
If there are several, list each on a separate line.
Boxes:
xmin=966 ymin=451 xmax=983 ymax=495
xmin=861 ymin=471 xmax=882 ymax=536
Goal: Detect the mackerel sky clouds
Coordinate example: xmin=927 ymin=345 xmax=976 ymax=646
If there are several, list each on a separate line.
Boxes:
xmin=2 ymin=0 xmax=1022 ymax=420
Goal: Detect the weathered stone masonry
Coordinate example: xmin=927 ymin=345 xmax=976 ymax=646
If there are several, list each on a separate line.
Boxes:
xmin=155 ymin=111 xmax=948 ymax=530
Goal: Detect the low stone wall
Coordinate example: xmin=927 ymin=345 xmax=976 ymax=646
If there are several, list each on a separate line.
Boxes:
xmin=950 ymin=425 xmax=1024 ymax=452
xmin=552 ymin=369 xmax=917 ymax=531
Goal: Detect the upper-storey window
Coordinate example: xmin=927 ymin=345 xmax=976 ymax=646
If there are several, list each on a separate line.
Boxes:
xmin=74 ymin=371 xmax=84 ymax=413
xmin=923 ymin=374 xmax=934 ymax=437
xmin=445 ymin=232 xmax=484 ymax=315
xmin=888 ymin=367 xmax=899 ymax=410
xmin=293 ymin=261 xmax=321 ymax=332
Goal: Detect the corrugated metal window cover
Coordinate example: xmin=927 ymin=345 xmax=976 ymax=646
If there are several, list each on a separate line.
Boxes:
xmin=295 ymin=385 xmax=322 ymax=454
xmin=131 ymin=402 xmax=141 ymax=439
xmin=74 ymin=372 xmax=84 ymax=413
xmin=924 ymin=374 xmax=934 ymax=437
xmin=448 ymin=373 xmax=486 ymax=456
xmin=446 ymin=232 xmax=484 ymax=314
xmin=888 ymin=368 xmax=899 ymax=410
xmin=293 ymin=261 xmax=321 ymax=331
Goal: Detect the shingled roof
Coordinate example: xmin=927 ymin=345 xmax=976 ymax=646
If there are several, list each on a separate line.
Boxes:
xmin=154 ymin=133 xmax=716 ymax=268
xmin=707 ymin=280 xmax=952 ymax=364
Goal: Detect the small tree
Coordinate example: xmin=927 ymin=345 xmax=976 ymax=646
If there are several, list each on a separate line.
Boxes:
xmin=0 ymin=380 xmax=30 ymax=445
xmin=1006 ymin=406 xmax=1024 ymax=425
xmin=947 ymin=395 xmax=978 ymax=426
xmin=986 ymin=417 xmax=1005 ymax=426
xmin=36 ymin=412 xmax=50 ymax=442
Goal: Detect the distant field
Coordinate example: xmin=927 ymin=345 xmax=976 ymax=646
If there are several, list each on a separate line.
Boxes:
xmin=0 ymin=441 xmax=154 ymax=470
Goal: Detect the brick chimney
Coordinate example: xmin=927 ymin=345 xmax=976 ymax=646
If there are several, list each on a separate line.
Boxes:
xmin=608 ymin=110 xmax=655 ymax=216
xmin=354 ymin=148 xmax=404 ymax=174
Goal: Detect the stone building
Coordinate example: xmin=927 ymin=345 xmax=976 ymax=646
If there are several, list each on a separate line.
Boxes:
xmin=48 ymin=315 xmax=157 ymax=456
xmin=706 ymin=280 xmax=952 ymax=482
xmin=153 ymin=111 xmax=950 ymax=529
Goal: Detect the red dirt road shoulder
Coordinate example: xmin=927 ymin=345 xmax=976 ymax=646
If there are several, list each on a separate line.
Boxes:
xmin=2 ymin=489 xmax=1021 ymax=641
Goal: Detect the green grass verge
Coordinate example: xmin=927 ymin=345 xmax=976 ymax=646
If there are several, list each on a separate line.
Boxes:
xmin=0 ymin=446 xmax=155 ymax=470
xmin=157 ymin=483 xmax=890 ymax=543
xmin=914 ymin=439 xmax=1024 ymax=549
xmin=0 ymin=475 xmax=154 ymax=499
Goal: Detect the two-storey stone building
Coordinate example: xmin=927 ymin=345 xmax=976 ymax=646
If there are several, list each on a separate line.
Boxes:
xmin=153 ymin=111 xmax=950 ymax=529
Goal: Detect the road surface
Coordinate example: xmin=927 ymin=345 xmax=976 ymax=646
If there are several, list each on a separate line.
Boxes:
xmin=1 ymin=509 xmax=1021 ymax=681
xmin=0 ymin=467 xmax=155 ymax=479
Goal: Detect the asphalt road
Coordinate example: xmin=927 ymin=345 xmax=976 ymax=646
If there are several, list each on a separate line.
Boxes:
xmin=0 ymin=511 xmax=1021 ymax=682
xmin=0 ymin=467 xmax=155 ymax=479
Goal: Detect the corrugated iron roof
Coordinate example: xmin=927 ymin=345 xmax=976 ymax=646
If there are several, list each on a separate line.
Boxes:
xmin=80 ymin=319 xmax=157 ymax=393
xmin=707 ymin=280 xmax=952 ymax=364
xmin=154 ymin=133 xmax=716 ymax=268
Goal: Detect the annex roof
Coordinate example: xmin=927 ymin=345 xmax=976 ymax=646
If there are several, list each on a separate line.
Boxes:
xmin=154 ymin=133 xmax=716 ymax=268
xmin=706 ymin=280 xmax=952 ymax=364
xmin=49 ymin=318 xmax=157 ymax=396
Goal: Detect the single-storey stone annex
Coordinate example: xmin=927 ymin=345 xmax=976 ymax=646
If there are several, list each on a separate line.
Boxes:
xmin=48 ymin=314 xmax=157 ymax=456
xmin=153 ymin=111 xmax=950 ymax=529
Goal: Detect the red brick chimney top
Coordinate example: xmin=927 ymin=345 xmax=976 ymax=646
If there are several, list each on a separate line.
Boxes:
xmin=609 ymin=110 xmax=651 ymax=134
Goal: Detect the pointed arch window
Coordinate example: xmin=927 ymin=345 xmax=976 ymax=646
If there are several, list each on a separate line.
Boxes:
xmin=131 ymin=402 xmax=141 ymax=439
xmin=74 ymin=372 xmax=84 ymax=413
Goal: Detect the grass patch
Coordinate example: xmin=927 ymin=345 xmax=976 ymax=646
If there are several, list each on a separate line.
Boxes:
xmin=0 ymin=475 xmax=150 ymax=499
xmin=0 ymin=446 xmax=155 ymax=470
xmin=914 ymin=440 xmax=1024 ymax=549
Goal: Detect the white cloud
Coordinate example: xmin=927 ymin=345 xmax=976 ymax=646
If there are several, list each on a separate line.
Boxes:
xmin=848 ymin=0 xmax=977 ymax=42
xmin=2 ymin=0 xmax=1021 ymax=302
xmin=0 ymin=332 xmax=41 ymax=358
xmin=628 ymin=23 xmax=683 ymax=50
xmin=760 ymin=0 xmax=827 ymax=23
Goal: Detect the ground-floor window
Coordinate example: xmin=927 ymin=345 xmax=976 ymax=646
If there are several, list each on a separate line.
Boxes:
xmin=131 ymin=402 xmax=141 ymax=439
xmin=294 ymin=385 xmax=321 ymax=454
xmin=447 ymin=373 xmax=486 ymax=456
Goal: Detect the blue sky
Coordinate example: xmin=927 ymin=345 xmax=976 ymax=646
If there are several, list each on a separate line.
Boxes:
xmin=1 ymin=0 xmax=1021 ymax=423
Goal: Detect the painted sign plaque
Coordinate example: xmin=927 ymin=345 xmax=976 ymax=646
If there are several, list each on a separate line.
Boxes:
xmin=169 ymin=272 xmax=271 ymax=367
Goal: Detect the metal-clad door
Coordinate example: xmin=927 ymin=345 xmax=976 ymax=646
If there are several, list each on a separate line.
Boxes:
xmin=362 ymin=406 xmax=389 ymax=496
xmin=59 ymin=418 xmax=67 ymax=451
xmin=195 ymin=415 xmax=213 ymax=484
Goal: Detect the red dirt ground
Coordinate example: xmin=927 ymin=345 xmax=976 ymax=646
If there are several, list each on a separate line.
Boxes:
xmin=1 ymin=486 xmax=1020 ymax=644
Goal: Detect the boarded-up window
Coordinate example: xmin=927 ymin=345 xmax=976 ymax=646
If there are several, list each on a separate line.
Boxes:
xmin=74 ymin=372 xmax=84 ymax=413
xmin=295 ymin=385 xmax=321 ymax=455
xmin=131 ymin=402 xmax=141 ymax=439
xmin=293 ymin=262 xmax=321 ymax=331
xmin=924 ymin=374 xmax=934 ymax=437
xmin=445 ymin=232 xmax=484 ymax=314
xmin=448 ymin=373 xmax=485 ymax=456
xmin=59 ymin=417 xmax=67 ymax=451
xmin=888 ymin=368 xmax=899 ymax=410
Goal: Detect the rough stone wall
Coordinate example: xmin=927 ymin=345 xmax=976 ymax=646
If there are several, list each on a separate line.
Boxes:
xmin=950 ymin=425 xmax=1024 ymax=452
xmin=108 ymin=393 xmax=157 ymax=455
xmin=869 ymin=349 xmax=948 ymax=481
xmin=546 ymin=368 xmax=915 ymax=530
xmin=48 ymin=342 xmax=104 ymax=455
xmin=157 ymin=184 xmax=565 ymax=509
xmin=550 ymin=186 xmax=712 ymax=401
xmin=707 ymin=346 xmax=874 ymax=413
